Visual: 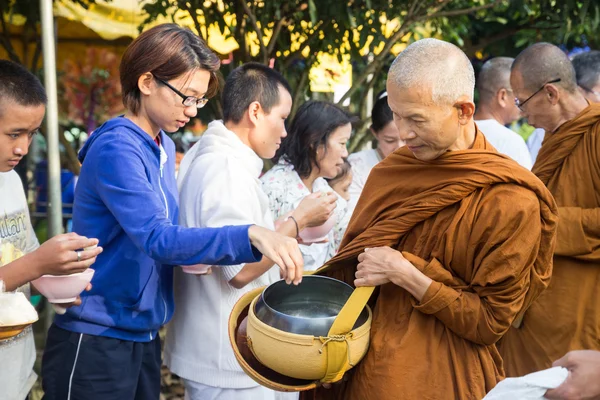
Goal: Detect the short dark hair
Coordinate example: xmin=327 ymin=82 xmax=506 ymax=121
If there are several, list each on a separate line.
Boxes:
xmin=571 ymin=50 xmax=600 ymax=91
xmin=0 ymin=60 xmax=47 ymax=114
xmin=222 ymin=62 xmax=292 ymax=124
xmin=371 ymin=94 xmax=393 ymax=132
xmin=275 ymin=100 xmax=357 ymax=178
xmin=120 ymin=23 xmax=221 ymax=115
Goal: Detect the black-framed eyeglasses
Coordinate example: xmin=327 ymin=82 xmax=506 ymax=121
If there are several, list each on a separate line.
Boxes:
xmin=156 ymin=78 xmax=208 ymax=108
xmin=514 ymin=78 xmax=561 ymax=111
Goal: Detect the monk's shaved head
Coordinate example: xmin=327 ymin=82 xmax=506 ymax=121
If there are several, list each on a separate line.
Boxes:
xmin=512 ymin=42 xmax=578 ymax=93
xmin=388 ymin=38 xmax=475 ymax=104
xmin=477 ymin=57 xmax=514 ymax=103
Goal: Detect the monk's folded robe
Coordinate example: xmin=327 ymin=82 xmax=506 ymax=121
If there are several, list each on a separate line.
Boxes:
xmin=301 ymin=130 xmax=557 ymax=400
xmin=499 ymin=103 xmax=600 ymax=377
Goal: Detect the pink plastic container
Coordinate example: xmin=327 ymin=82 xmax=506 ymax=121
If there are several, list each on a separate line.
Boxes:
xmin=181 ymin=264 xmax=212 ymax=274
xmin=298 ymin=213 xmax=336 ymax=243
xmin=32 ymin=269 xmax=95 ymax=303
xmin=274 ymin=211 xmax=336 ymax=244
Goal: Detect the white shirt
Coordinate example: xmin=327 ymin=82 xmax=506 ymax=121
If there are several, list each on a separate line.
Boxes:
xmin=164 ymin=121 xmax=279 ymax=389
xmin=347 ymin=149 xmax=381 ymax=213
xmin=475 ymin=119 xmax=533 ymax=170
xmin=0 ymin=170 xmax=39 ymax=400
xmin=527 ymin=128 xmax=546 ymax=164
xmin=261 ymin=160 xmax=349 ymax=271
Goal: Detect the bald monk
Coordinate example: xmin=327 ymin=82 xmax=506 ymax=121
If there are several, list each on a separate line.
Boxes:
xmin=474 ymin=57 xmax=533 ymax=169
xmin=300 ymin=38 xmax=558 ymax=400
xmin=499 ymin=43 xmax=600 ymax=377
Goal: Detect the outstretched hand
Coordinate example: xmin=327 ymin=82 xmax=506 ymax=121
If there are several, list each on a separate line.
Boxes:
xmin=248 ymin=225 xmax=304 ymax=285
xmin=31 ymin=232 xmax=102 ymax=278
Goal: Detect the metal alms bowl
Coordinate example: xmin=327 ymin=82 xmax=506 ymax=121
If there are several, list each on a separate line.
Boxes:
xmin=254 ymin=275 xmax=369 ymax=337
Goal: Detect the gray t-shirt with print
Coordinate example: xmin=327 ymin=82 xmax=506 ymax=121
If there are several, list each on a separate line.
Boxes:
xmin=0 ymin=170 xmax=40 ymax=400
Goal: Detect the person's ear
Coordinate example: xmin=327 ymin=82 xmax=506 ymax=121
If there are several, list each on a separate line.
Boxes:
xmin=546 ymin=84 xmax=560 ymax=106
xmin=455 ymin=96 xmax=475 ymax=125
xmin=247 ymin=101 xmax=262 ymax=126
xmin=138 ymin=72 xmax=154 ymax=96
xmin=497 ymin=88 xmax=510 ymax=108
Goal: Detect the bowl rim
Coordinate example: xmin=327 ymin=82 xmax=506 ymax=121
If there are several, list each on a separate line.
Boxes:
xmin=39 ymin=268 xmax=95 ymax=279
xmin=258 ymin=275 xmax=355 ymax=322
xmin=0 ymin=316 xmax=39 ymax=329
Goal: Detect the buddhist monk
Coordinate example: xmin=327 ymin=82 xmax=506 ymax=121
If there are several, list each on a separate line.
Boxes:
xmin=499 ymin=43 xmax=600 ymax=377
xmin=300 ymin=38 xmax=558 ymax=400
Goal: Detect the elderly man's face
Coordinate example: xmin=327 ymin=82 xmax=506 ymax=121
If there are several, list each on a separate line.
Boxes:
xmin=386 ymin=84 xmax=467 ymax=161
xmin=510 ymin=71 xmax=563 ymax=133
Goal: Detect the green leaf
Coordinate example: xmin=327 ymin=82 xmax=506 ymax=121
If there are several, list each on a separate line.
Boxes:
xmin=308 ymin=0 xmax=318 ymax=24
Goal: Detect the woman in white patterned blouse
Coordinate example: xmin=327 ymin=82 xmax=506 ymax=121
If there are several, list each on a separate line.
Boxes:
xmin=261 ymin=101 xmax=357 ymax=271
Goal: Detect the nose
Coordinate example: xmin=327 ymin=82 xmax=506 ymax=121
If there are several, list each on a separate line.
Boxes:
xmin=14 ymin=137 xmax=30 ymax=157
xmin=341 ymin=146 xmax=348 ymax=158
xmin=184 ymin=105 xmax=198 ymax=118
xmin=394 ymin=119 xmax=417 ymax=142
xmin=281 ymin=126 xmax=288 ymax=138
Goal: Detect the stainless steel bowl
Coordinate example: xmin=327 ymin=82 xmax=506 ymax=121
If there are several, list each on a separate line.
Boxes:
xmin=254 ymin=275 xmax=369 ymax=336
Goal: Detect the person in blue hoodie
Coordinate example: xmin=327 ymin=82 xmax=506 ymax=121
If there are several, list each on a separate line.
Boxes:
xmin=41 ymin=24 xmax=304 ymax=400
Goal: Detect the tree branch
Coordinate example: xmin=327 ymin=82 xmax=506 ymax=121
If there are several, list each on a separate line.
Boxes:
xmin=290 ymin=53 xmax=316 ymax=118
xmin=266 ymin=17 xmax=288 ymax=57
xmin=407 ymin=0 xmax=423 ymax=19
xmin=239 ymin=0 xmax=268 ymax=64
xmin=358 ymin=59 xmax=385 ymax=117
xmin=57 ymin=129 xmax=81 ymax=175
xmin=0 ymin=2 xmax=22 ymax=64
xmin=30 ymin=37 xmax=42 ymax=71
xmin=181 ymin=1 xmax=206 ymax=41
xmin=424 ymin=0 xmax=502 ymax=20
xmin=336 ymin=0 xmax=505 ymax=107
xmin=283 ymin=20 xmax=325 ymax=69
xmin=233 ymin=3 xmax=249 ymax=63
xmin=463 ymin=26 xmax=521 ymax=57
xmin=336 ymin=16 xmax=414 ymax=106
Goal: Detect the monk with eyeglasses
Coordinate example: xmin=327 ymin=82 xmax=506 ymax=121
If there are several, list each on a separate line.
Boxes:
xmin=499 ymin=43 xmax=600 ymax=377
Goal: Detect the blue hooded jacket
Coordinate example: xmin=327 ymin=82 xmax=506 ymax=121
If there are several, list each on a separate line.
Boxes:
xmin=54 ymin=117 xmax=261 ymax=341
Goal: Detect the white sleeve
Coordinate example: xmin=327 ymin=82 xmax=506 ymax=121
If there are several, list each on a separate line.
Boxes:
xmin=24 ymin=206 xmax=40 ymax=254
xmin=515 ymin=138 xmax=534 ymax=170
xmin=347 ymin=156 xmax=367 ymax=213
xmin=14 ymin=174 xmax=39 ymax=254
xmin=188 ymin=157 xmax=264 ymax=281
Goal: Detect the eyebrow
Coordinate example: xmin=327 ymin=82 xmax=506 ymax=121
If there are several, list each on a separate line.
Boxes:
xmin=8 ymin=127 xmax=38 ymax=134
xmin=184 ymin=87 xmax=206 ymax=97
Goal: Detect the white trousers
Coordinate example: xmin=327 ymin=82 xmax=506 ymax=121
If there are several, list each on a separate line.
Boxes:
xmin=183 ymin=379 xmax=299 ymax=400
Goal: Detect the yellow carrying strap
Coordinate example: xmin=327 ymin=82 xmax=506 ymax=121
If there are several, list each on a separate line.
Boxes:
xmin=321 ymin=285 xmax=375 ymax=383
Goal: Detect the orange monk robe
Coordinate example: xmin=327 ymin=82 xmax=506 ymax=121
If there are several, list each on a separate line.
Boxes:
xmin=301 ymin=130 xmax=557 ymax=400
xmin=499 ymin=103 xmax=600 ymax=377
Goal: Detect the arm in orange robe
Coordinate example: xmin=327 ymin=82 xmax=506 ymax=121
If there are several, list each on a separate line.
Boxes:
xmin=554 ymin=207 xmax=600 ymax=260
xmin=405 ymin=185 xmax=543 ymax=346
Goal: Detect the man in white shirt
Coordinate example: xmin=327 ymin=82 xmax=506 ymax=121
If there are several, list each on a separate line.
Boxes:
xmin=474 ymin=57 xmax=533 ymax=169
xmin=165 ymin=63 xmax=332 ymax=400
